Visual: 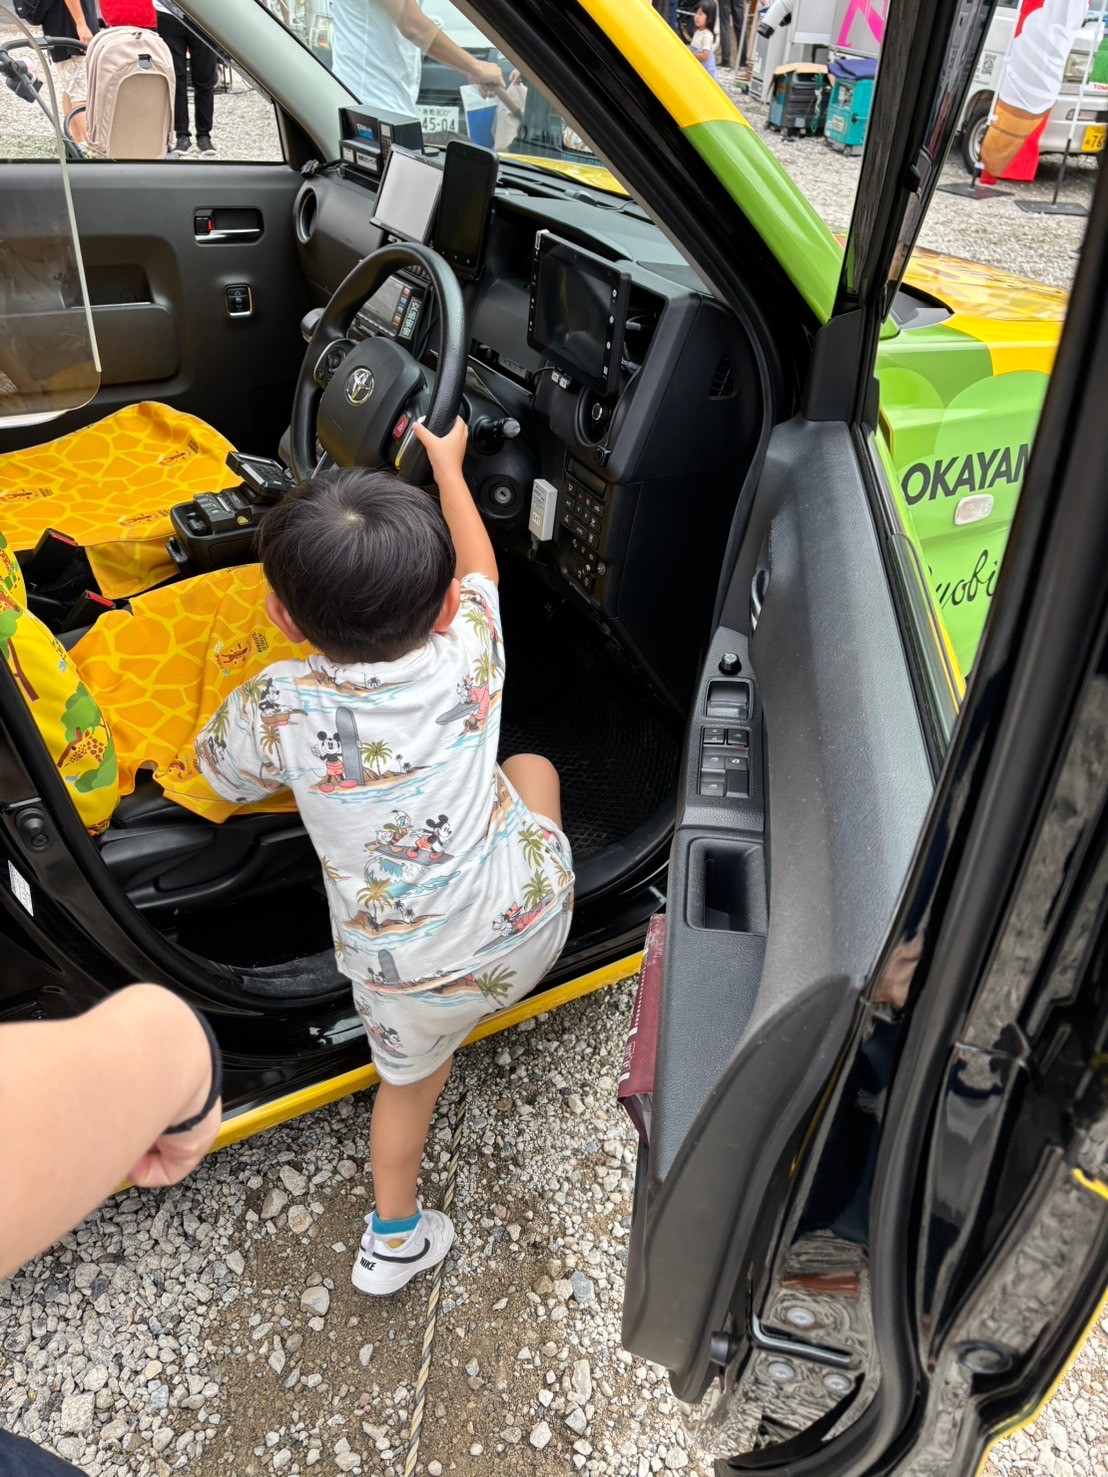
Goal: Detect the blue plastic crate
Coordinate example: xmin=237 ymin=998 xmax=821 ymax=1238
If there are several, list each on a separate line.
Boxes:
xmin=825 ymin=56 xmax=877 ymax=155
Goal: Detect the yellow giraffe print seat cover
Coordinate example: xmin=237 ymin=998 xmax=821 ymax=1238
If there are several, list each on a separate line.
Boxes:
xmin=0 ymin=530 xmax=119 ymax=835
xmin=0 ymin=402 xmax=242 ymax=599
xmin=72 ymin=563 xmax=307 ymax=822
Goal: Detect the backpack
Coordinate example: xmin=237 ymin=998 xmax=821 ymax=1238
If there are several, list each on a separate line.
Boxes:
xmin=82 ymin=26 xmax=174 ymax=160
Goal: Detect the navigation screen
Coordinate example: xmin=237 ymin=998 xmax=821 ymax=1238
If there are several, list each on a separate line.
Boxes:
xmin=528 ymin=234 xmax=629 ymax=397
xmin=371 ymin=148 xmax=441 ymax=243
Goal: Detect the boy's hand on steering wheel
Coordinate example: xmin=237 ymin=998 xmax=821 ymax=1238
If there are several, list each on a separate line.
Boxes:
xmin=413 ymin=418 xmax=469 ymax=486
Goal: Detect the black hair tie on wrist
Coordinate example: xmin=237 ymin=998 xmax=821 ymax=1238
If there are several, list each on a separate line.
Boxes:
xmin=164 ymin=1007 xmax=223 ymax=1135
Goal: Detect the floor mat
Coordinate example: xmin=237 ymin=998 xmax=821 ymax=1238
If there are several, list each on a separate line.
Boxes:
xmin=496 ymin=578 xmax=682 ymax=860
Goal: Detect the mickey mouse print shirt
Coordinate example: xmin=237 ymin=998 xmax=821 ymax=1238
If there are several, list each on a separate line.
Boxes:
xmin=196 ymin=574 xmax=574 ymax=996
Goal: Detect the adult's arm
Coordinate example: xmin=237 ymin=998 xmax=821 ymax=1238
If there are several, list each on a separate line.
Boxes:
xmin=0 ymin=984 xmax=221 ymax=1278
xmin=383 ymin=0 xmax=504 ymax=92
xmin=63 ymin=0 xmax=93 ymax=45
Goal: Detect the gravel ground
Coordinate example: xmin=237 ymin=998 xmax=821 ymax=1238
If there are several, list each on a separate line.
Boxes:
xmin=1 ymin=27 xmax=1104 ymax=1477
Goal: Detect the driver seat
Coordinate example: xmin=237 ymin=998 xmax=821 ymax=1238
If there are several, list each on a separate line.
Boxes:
xmin=0 ymin=401 xmax=243 ymax=599
xmin=0 ymin=529 xmax=318 ymax=913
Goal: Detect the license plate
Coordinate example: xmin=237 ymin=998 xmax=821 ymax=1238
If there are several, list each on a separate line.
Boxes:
xmin=1081 ymin=122 xmax=1106 ymax=154
xmin=418 ymin=104 xmax=460 ymax=135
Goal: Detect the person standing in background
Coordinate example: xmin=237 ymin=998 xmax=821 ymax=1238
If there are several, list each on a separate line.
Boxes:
xmin=328 ymin=0 xmax=504 ymax=116
xmin=37 ymin=0 xmax=96 ymax=146
xmin=717 ymin=0 xmax=746 ymax=70
xmin=152 ymin=0 xmax=218 ymax=156
xmin=690 ymin=1 xmax=720 ymax=77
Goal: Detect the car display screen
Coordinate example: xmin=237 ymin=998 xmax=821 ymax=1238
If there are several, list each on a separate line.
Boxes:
xmin=371 ymin=148 xmax=442 ymax=243
xmin=360 ymin=275 xmax=424 ymax=342
xmin=527 ymin=233 xmax=630 ymax=397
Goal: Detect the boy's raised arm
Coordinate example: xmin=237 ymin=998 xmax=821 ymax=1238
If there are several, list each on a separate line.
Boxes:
xmin=413 ymin=419 xmax=499 ymax=586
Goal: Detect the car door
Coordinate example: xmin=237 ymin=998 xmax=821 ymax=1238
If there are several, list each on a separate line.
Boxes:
xmin=0 ymin=14 xmax=310 ymax=457
xmin=620 ymin=0 xmax=1106 ymax=1464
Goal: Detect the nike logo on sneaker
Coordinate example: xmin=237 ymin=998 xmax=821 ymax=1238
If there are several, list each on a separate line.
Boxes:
xmin=373 ymin=1237 xmax=431 ymax=1265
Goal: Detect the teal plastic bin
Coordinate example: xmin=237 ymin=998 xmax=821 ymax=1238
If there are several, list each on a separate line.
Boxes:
xmin=767 ymin=64 xmax=829 ymax=139
xmin=825 ymin=56 xmax=877 ymax=156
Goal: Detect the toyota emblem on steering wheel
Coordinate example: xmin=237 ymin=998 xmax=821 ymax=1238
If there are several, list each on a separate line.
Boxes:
xmin=345 ymin=367 xmax=375 ymax=405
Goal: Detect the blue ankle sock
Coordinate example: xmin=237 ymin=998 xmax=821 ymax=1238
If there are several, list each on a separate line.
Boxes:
xmin=372 ymin=1208 xmax=421 ymax=1238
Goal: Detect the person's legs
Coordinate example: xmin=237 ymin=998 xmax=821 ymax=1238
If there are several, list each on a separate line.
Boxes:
xmin=501 ymin=752 xmax=562 ymax=829
xmin=156 ymin=12 xmax=191 ymax=143
xmin=720 ymin=0 xmax=740 ymax=67
xmin=368 ymin=1053 xmax=453 ymax=1222
xmin=188 ymin=35 xmax=218 ymax=142
xmin=52 ymin=57 xmax=87 ymax=146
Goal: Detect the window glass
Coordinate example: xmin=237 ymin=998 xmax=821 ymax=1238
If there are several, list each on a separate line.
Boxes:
xmin=261 ymin=0 xmax=608 ymax=170
xmin=0 ymin=3 xmax=282 ymax=162
xmin=869 ymin=1 xmax=1099 ymax=688
xmin=0 ymin=6 xmax=100 ymax=420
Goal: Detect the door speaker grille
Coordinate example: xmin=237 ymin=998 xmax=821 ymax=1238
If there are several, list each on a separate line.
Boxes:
xmin=709 ymin=355 xmax=736 ymax=398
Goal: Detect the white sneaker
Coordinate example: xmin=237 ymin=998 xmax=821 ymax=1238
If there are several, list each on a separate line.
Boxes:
xmin=351 ymin=1209 xmax=454 ymax=1296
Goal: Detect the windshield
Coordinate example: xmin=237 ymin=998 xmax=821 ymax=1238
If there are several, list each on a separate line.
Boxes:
xmin=255 ymin=0 xmax=604 ymax=177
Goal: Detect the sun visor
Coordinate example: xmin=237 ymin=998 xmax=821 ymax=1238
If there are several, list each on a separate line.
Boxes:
xmin=0 ymin=5 xmax=100 ymax=425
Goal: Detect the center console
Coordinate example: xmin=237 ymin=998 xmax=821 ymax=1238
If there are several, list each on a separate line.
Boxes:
xmin=167 ymin=452 xmax=295 ymax=575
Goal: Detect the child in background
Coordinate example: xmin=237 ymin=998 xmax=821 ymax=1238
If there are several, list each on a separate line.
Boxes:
xmin=196 ymin=420 xmax=574 ymax=1296
xmin=690 ymin=2 xmax=719 ymax=78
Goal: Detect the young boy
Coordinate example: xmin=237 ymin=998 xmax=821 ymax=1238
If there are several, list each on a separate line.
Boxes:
xmin=196 ymin=420 xmax=573 ymax=1294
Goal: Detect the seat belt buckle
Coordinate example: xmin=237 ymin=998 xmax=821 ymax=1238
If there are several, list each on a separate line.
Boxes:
xmin=59 ymin=590 xmax=117 ymax=635
xmin=24 ymin=528 xmax=80 ymax=587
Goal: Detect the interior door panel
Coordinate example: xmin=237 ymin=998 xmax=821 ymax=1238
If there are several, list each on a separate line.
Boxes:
xmin=624 ymin=417 xmax=934 ymax=1400
xmin=0 ymin=165 xmax=309 ymax=457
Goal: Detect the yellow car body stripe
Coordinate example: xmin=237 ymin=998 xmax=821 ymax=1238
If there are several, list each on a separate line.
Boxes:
xmin=575 ymin=0 xmax=748 ymax=131
xmin=209 ymin=952 xmax=641 ymax=1154
xmin=944 ymin=314 xmax=1062 ymax=378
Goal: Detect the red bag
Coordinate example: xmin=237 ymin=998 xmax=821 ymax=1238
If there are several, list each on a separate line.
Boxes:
xmin=618 ymin=913 xmax=665 ymax=1145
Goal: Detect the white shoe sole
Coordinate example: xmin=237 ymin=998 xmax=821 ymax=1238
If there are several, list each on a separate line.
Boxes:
xmin=351 ymin=1216 xmax=454 ymax=1296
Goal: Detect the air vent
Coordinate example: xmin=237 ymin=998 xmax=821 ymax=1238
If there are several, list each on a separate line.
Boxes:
xmin=295 ymin=185 xmax=318 ymax=245
xmin=709 ymin=355 xmax=736 ymax=399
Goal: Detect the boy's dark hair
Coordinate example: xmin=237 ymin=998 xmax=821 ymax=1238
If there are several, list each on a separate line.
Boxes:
xmin=258 ymin=467 xmax=455 ymax=664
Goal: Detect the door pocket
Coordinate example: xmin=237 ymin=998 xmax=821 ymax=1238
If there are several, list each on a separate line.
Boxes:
xmin=90 ymin=303 xmax=179 ymax=385
xmin=686 ymin=837 xmax=766 ymax=934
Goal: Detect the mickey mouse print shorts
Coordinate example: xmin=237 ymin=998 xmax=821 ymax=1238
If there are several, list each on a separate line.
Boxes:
xmin=350 ymin=815 xmax=574 ymax=1085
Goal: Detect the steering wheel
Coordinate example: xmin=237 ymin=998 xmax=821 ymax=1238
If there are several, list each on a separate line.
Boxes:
xmin=290 ymin=242 xmax=468 ymax=487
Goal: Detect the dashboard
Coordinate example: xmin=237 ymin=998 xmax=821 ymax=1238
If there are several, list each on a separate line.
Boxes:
xmin=290 ymin=145 xmax=764 ymax=708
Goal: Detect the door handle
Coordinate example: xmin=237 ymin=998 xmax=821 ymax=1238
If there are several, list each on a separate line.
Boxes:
xmin=194 ymin=209 xmax=263 ymax=244
xmin=202 ymin=226 xmax=259 ymax=242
